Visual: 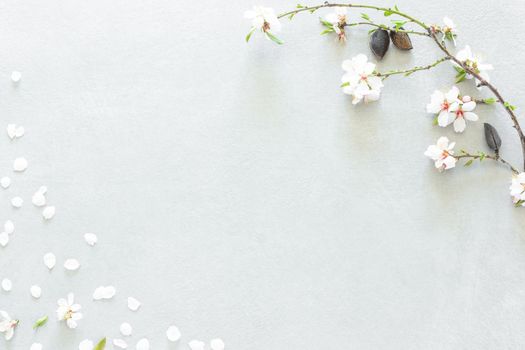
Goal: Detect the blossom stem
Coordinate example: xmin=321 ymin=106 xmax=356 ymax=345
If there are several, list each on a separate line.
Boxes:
xmin=344 ymin=22 xmax=429 ymax=36
xmin=374 ymin=57 xmax=449 ymax=79
xmin=455 ymin=153 xmax=518 ymax=174
xmin=428 ymin=32 xmax=525 ymax=171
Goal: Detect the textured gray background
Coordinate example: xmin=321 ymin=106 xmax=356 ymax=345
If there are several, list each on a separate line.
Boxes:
xmin=1 ymin=0 xmax=525 ymax=349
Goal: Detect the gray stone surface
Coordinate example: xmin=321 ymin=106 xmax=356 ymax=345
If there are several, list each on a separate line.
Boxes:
xmin=1 ymin=0 xmax=525 ymax=348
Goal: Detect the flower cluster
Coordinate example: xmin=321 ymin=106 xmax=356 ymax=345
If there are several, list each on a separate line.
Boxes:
xmin=456 ymin=45 xmax=493 ymax=87
xmin=244 ymin=6 xmax=283 ymax=44
xmin=510 ymin=173 xmax=525 ymax=206
xmin=341 ymin=54 xmax=383 ymax=105
xmin=426 ymin=86 xmax=478 ymax=133
xmin=324 ymin=7 xmax=348 ymax=41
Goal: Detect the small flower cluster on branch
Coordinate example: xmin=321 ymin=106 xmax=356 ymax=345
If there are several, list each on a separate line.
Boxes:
xmin=245 ymin=2 xmax=525 ymax=207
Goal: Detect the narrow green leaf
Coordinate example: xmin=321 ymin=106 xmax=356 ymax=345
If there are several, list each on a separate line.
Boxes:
xmin=453 ymin=66 xmax=464 ymax=73
xmin=394 ymin=5 xmax=400 ymax=11
xmin=361 ymin=13 xmax=371 ymax=21
xmin=296 ymin=4 xmax=304 ymax=8
xmin=432 ymin=116 xmax=438 ymax=125
xmin=33 ymin=315 xmax=48 ymax=329
xmin=504 ymin=101 xmax=517 ymax=111
xmin=319 ymin=19 xmax=333 ymax=28
xmin=94 ymin=338 xmax=106 ymax=350
xmin=464 ymin=159 xmax=474 ymax=167
xmin=384 ymin=9 xmax=393 ymax=17
xmin=245 ymin=27 xmax=256 ymax=43
xmin=483 ymin=97 xmax=497 ymax=104
xmin=455 ymin=71 xmax=466 ymax=83
xmin=320 ymin=28 xmax=334 ymax=35
xmin=265 ymin=31 xmax=284 ymax=45
xmin=340 ymin=82 xmax=350 ymax=88
xmin=288 ymin=13 xmax=296 ymax=20
xmin=515 ymin=200 xmax=525 ymax=208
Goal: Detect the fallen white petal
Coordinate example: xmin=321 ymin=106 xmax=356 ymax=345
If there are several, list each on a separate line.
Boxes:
xmin=93 ymin=286 xmax=106 ymax=300
xmin=120 ymin=322 xmax=132 ymax=336
xmin=11 ymin=71 xmax=21 ymax=82
xmin=0 ymin=232 xmax=8 ymax=247
xmin=210 ymin=338 xmax=225 ymax=350
xmin=7 ymin=124 xmax=16 ymax=139
xmin=43 ymin=252 xmax=56 ymax=269
xmin=136 ymin=338 xmax=149 ymax=350
xmin=30 ymin=285 xmax=42 ymax=298
xmin=64 ymin=258 xmax=80 ymax=271
xmin=1 ymin=278 xmax=12 ymax=291
xmin=0 ymin=176 xmax=10 ymax=189
xmin=78 ymin=339 xmax=93 ymax=350
xmin=30 ymin=343 xmax=43 ymax=350
xmin=4 ymin=220 xmax=14 ymax=234
xmin=84 ymin=233 xmax=97 ymax=246
xmin=113 ymin=338 xmax=128 ymax=349
xmin=11 ymin=196 xmax=23 ymax=208
xmin=102 ymin=285 xmax=116 ymax=299
xmin=188 ymin=340 xmax=205 ymax=350
xmin=42 ymin=206 xmax=56 ymax=220
xmin=127 ymin=297 xmax=141 ymax=311
xmin=32 ymin=191 xmax=46 ymax=207
xmin=13 ymin=157 xmax=28 ymax=172
xmin=166 ymin=325 xmax=181 ymax=342
xmin=15 ymin=126 xmax=24 ymax=138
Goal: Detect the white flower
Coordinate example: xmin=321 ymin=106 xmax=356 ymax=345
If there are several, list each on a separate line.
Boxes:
xmin=456 ymin=45 xmax=493 ymax=87
xmin=325 ymin=7 xmax=347 ymax=41
xmin=341 ymin=54 xmax=383 ymax=105
xmin=510 ymin=173 xmax=525 ymax=206
xmin=424 ymin=136 xmax=457 ymax=171
xmin=244 ymin=6 xmax=281 ymax=42
xmin=56 ymin=293 xmax=83 ymax=329
xmin=0 ymin=311 xmax=18 ymax=340
xmin=448 ymin=100 xmax=478 ymax=132
xmin=426 ymin=86 xmax=461 ymax=127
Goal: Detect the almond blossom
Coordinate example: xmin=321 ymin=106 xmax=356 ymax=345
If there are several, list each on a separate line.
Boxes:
xmin=449 ymin=98 xmax=478 ymax=132
xmin=325 ymin=7 xmax=348 ymax=41
xmin=0 ymin=311 xmax=18 ymax=340
xmin=442 ymin=17 xmax=457 ymax=45
xmin=341 ymin=54 xmax=383 ymax=105
xmin=426 ymin=86 xmax=460 ymax=127
xmin=424 ymin=136 xmax=457 ymax=171
xmin=56 ymin=293 xmax=83 ymax=329
xmin=456 ymin=45 xmax=493 ymax=87
xmin=510 ymin=173 xmax=525 ymax=206
xmin=244 ymin=6 xmax=282 ymax=43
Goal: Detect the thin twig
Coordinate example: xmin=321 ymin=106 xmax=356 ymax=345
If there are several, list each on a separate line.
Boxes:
xmin=374 ymin=57 xmax=449 ymax=79
xmin=455 ymin=152 xmax=518 ymax=174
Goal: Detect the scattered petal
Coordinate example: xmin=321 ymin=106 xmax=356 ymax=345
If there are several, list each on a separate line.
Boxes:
xmin=120 ymin=322 xmax=132 ymax=336
xmin=10 ymin=71 xmax=21 ymax=83
xmin=79 ymin=339 xmax=93 ymax=350
xmin=113 ymin=338 xmax=128 ymax=349
xmin=42 ymin=206 xmax=56 ymax=220
xmin=32 ymin=190 xmax=46 ymax=207
xmin=1 ymin=278 xmax=12 ymax=292
xmin=4 ymin=220 xmax=14 ymax=234
xmin=210 ymin=338 xmax=225 ymax=350
xmin=127 ymin=297 xmax=141 ymax=311
xmin=0 ymin=177 xmax=10 ymax=189
xmin=11 ymin=196 xmax=23 ymax=208
xmin=64 ymin=258 xmax=80 ymax=271
xmin=43 ymin=252 xmax=56 ymax=270
xmin=136 ymin=338 xmax=150 ymax=350
xmin=6 ymin=124 xmax=24 ymax=140
xmin=166 ymin=325 xmax=181 ymax=342
xmin=13 ymin=157 xmax=28 ymax=172
xmin=84 ymin=233 xmax=97 ymax=246
xmin=0 ymin=233 xmax=8 ymax=247
xmin=30 ymin=343 xmax=43 ymax=350
xmin=30 ymin=285 xmax=42 ymax=299
xmin=93 ymin=286 xmax=116 ymax=300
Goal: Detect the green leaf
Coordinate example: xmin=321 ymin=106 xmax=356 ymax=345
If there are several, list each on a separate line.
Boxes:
xmin=33 ymin=315 xmax=48 ymax=329
xmin=265 ymin=31 xmax=284 ymax=45
xmin=484 ymin=97 xmax=497 ymax=104
xmin=394 ymin=5 xmax=400 ymax=11
xmin=464 ymin=159 xmax=474 ymax=167
xmin=245 ymin=27 xmax=256 ymax=43
xmin=455 ymin=71 xmax=466 ymax=83
xmin=296 ymin=4 xmax=304 ymax=8
xmin=94 ymin=338 xmax=106 ymax=350
xmin=432 ymin=116 xmax=438 ymax=125
xmin=319 ymin=19 xmax=333 ymax=28
xmin=340 ymin=82 xmax=350 ymax=88
xmin=453 ymin=66 xmax=464 ymax=73
xmin=288 ymin=13 xmax=296 ymax=20
xmin=320 ymin=28 xmax=334 ymax=35
xmin=368 ymin=28 xmax=377 ymax=35
xmin=504 ymin=101 xmax=517 ymax=111
xmin=515 ymin=200 xmax=525 ymax=208
xmin=479 ymin=152 xmax=486 ymax=162
xmin=384 ymin=9 xmax=393 ymax=16
xmin=361 ymin=13 xmax=371 ymax=22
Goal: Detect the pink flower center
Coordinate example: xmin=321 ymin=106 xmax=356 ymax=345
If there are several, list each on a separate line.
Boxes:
xmin=441 ymin=101 xmax=449 ymax=110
